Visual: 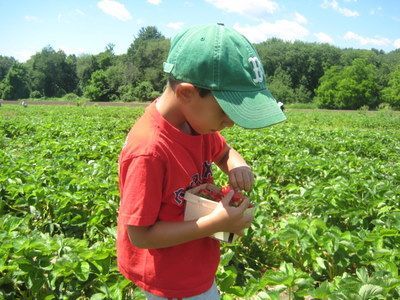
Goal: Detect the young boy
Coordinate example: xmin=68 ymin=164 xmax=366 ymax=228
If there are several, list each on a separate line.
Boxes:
xmin=117 ymin=23 xmax=286 ymax=299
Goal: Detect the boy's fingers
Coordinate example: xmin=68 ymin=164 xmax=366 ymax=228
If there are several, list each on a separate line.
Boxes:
xmin=238 ymin=196 xmax=250 ymax=212
xmin=229 ymin=172 xmax=238 ymax=190
xmin=235 ymin=230 xmax=244 ymax=236
xmin=221 ymin=190 xmax=234 ymax=204
xmin=234 ymin=171 xmax=244 ymax=190
xmin=243 ymin=172 xmax=252 ymax=191
xmin=249 ymin=171 xmax=255 ymax=185
xmin=229 ymin=167 xmax=255 ymax=191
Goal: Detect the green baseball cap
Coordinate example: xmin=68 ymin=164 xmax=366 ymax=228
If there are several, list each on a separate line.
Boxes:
xmin=163 ymin=23 xmax=286 ymax=129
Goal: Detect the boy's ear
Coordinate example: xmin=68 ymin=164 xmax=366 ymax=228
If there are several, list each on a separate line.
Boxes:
xmin=175 ymin=83 xmax=198 ymax=103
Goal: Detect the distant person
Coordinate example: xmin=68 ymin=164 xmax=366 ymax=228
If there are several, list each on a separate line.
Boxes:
xmin=116 ymin=23 xmax=286 ymax=299
xmin=277 ymin=101 xmax=285 ymax=111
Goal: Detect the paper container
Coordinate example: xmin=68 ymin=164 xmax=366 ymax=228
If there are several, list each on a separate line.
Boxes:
xmin=184 ymin=183 xmax=255 ymax=243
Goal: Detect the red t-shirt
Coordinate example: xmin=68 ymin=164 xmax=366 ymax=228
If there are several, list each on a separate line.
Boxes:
xmin=117 ymin=101 xmax=227 ymax=298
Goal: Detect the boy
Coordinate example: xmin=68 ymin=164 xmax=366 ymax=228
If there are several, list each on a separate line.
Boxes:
xmin=117 ymin=24 xmax=286 ymax=299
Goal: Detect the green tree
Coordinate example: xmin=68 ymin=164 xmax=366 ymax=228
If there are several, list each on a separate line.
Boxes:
xmin=383 ymin=48 xmax=400 ymax=72
xmin=381 ymin=66 xmax=400 ymax=108
xmin=315 ymin=59 xmax=379 ymax=109
xmin=26 ymin=46 xmax=78 ymax=97
xmin=135 ymin=39 xmax=170 ymax=91
xmin=340 ymin=48 xmax=381 ymax=67
xmin=0 ymin=55 xmax=16 ymax=82
xmin=256 ymin=39 xmax=341 ymax=100
xmin=76 ymin=54 xmax=99 ymax=95
xmin=0 ymin=63 xmax=31 ymax=99
xmin=97 ymin=43 xmax=115 ymax=70
xmin=127 ymin=26 xmax=165 ymax=58
xmin=126 ymin=26 xmax=169 ymax=92
xmin=133 ymin=81 xmax=156 ymax=102
xmin=84 ymin=69 xmax=112 ymax=101
xmin=105 ymin=62 xmax=126 ymax=100
xmin=268 ymin=67 xmax=295 ymax=103
xmin=294 ymin=84 xmax=312 ymax=103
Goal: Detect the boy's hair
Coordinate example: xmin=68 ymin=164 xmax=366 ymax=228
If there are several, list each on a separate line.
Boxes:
xmin=168 ymin=77 xmax=211 ymax=98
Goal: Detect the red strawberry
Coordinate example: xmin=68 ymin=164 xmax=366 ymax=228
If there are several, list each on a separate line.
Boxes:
xmin=197 ymin=188 xmax=223 ymax=201
xmin=221 ymin=185 xmax=247 ymax=207
xmin=197 ymin=186 xmax=253 ymax=208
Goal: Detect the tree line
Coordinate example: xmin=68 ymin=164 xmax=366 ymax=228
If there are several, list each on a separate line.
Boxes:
xmin=1 ymin=26 xmax=399 ymax=109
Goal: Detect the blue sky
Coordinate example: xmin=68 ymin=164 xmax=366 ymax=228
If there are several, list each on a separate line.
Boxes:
xmin=1 ymin=0 xmax=399 ymax=62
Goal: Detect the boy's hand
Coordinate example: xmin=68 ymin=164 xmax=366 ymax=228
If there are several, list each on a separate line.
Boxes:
xmin=215 ymin=145 xmax=254 ymax=191
xmin=208 ymin=190 xmax=253 ymax=236
xmin=228 ymin=165 xmax=254 ymax=192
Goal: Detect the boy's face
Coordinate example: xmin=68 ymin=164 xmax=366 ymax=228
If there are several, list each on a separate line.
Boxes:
xmin=182 ymin=90 xmax=234 ymax=135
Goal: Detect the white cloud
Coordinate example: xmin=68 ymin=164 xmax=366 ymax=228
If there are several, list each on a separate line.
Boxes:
xmin=205 ymin=0 xmax=279 ymax=17
xmin=314 ymin=32 xmax=333 ymax=44
xmin=97 ymin=0 xmax=132 ymax=21
xmin=343 ymin=31 xmax=391 ymax=46
xmin=234 ymin=20 xmax=309 ymax=43
xmin=166 ymin=22 xmax=184 ymax=31
xmin=293 ymin=12 xmax=307 ymax=24
xmin=321 ymin=0 xmax=359 ymax=17
xmin=393 ymin=39 xmax=400 ymax=49
xmin=147 ymin=0 xmax=162 ymax=4
xmin=24 ymin=15 xmax=40 ymax=22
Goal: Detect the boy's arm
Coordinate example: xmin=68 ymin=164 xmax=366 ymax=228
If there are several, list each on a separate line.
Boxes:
xmin=127 ymin=190 xmax=252 ymax=249
xmin=215 ymin=144 xmax=254 ymax=191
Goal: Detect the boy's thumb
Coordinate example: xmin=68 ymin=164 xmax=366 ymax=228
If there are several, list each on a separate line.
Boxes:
xmin=221 ymin=190 xmax=234 ymax=205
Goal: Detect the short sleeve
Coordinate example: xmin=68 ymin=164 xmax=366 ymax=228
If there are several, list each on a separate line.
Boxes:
xmin=211 ymin=132 xmax=227 ymax=162
xmin=118 ymin=155 xmax=164 ymax=227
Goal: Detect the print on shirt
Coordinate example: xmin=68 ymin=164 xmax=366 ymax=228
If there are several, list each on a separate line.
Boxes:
xmin=174 ymin=161 xmax=213 ymax=205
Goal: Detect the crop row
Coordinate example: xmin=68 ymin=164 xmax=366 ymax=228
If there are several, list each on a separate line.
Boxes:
xmin=1 ymin=105 xmax=399 ymax=299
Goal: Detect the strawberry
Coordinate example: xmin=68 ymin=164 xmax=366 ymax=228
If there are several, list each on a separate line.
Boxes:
xmin=220 ymin=185 xmax=248 ymax=207
xmin=197 ymin=185 xmax=253 ymax=208
xmin=197 ymin=188 xmax=223 ymax=201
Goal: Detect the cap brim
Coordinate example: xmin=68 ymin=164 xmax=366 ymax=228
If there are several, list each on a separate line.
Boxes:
xmin=212 ymin=89 xmax=287 ymax=129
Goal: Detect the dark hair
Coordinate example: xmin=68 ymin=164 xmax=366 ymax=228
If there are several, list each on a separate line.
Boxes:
xmin=168 ymin=77 xmax=211 ymax=98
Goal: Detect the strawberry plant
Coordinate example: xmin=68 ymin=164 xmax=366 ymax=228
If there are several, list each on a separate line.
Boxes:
xmin=1 ymin=105 xmax=399 ymax=299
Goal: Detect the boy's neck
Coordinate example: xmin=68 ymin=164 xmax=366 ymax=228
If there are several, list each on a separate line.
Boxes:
xmin=156 ymin=88 xmax=195 ymax=135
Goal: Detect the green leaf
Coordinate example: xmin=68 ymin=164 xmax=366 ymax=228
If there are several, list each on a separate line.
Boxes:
xmin=75 ymin=261 xmax=90 ymax=281
xmin=356 ymin=267 xmax=369 ymax=284
xmin=218 ymin=267 xmax=237 ymax=291
xmin=263 ymin=271 xmax=293 ymax=286
xmin=90 ymin=293 xmax=106 ymax=300
xmin=358 ymin=284 xmax=383 ymax=300
xmin=316 ymin=257 xmax=326 ymax=269
xmin=220 ymin=248 xmax=234 ymax=267
xmin=309 ymin=281 xmax=331 ymax=299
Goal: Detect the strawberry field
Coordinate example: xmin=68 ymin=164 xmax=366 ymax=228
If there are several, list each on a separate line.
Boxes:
xmin=1 ymin=105 xmax=399 ymax=299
